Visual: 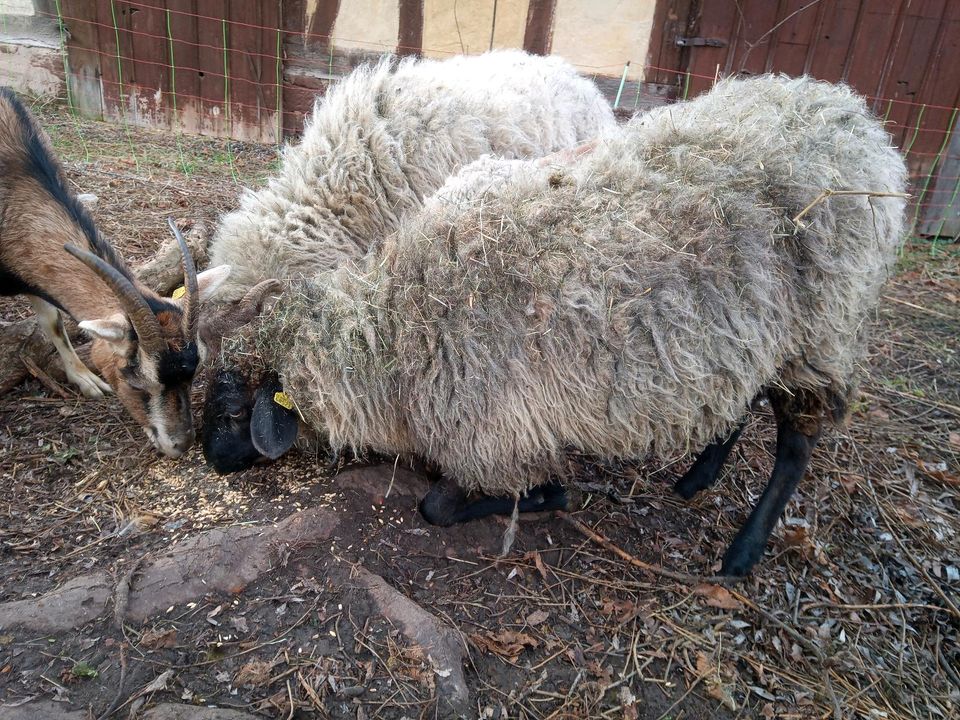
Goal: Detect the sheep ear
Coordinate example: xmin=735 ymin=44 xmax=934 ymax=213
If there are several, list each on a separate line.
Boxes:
xmin=197 ymin=265 xmax=231 ymax=302
xmin=250 ymin=377 xmax=299 ymax=459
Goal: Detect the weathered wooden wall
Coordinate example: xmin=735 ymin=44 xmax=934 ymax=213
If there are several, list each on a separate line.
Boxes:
xmin=59 ymin=0 xmax=282 ymax=142
xmin=645 ymin=0 xmax=960 ymax=237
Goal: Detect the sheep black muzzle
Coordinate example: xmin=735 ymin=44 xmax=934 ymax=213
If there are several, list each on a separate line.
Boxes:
xmin=202 ymin=369 xmax=300 ymax=474
xmin=201 ymin=369 xmax=262 ymax=474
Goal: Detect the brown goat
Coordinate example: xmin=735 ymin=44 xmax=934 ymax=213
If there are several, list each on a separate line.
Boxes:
xmin=0 ymin=88 xmax=229 ymax=457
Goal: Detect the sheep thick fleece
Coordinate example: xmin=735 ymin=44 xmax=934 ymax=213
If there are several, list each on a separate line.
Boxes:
xmin=209 ymin=51 xmax=615 ymax=301
xmin=261 ymin=75 xmax=907 ymax=497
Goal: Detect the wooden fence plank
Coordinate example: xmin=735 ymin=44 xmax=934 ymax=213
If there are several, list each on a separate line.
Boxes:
xmin=194 ymin=0 xmax=228 ymax=138
xmin=123 ymin=0 xmax=172 ymax=130
xmin=228 ymin=1 xmax=281 ymax=142
xmin=166 ymin=0 xmax=202 ymax=135
xmin=918 ymin=124 xmax=960 ymax=237
xmin=60 ymin=0 xmax=103 ymax=117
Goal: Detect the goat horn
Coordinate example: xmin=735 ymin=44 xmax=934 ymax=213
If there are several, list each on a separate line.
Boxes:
xmin=64 ymin=244 xmax=166 ymax=354
xmin=167 ymin=217 xmax=199 ymax=341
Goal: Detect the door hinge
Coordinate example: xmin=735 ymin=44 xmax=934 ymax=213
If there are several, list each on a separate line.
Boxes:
xmin=675 ymin=36 xmax=727 ymax=47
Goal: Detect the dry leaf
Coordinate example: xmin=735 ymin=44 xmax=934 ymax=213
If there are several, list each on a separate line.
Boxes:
xmin=707 ymin=681 xmax=738 ymax=710
xmin=619 ymin=686 xmax=638 ymax=720
xmin=137 ymin=669 xmax=174 ymax=697
xmin=470 ymin=630 xmax=539 ymax=661
xmin=234 ymin=659 xmax=277 ymax=688
xmin=696 ymin=652 xmax=737 ymax=711
xmin=695 ymin=651 xmax=713 ymax=677
xmin=139 ymin=627 xmax=177 ymax=650
xmin=525 ymin=609 xmax=550 ymax=626
xmin=894 ymin=503 xmax=924 ymax=527
xmin=694 ymin=584 xmax=744 ymax=611
xmin=782 ymin=526 xmax=816 ymax=556
xmin=917 ymin=459 xmax=960 ymax=487
xmin=949 ymin=432 xmax=960 ymax=450
xmin=867 ymin=407 xmax=890 ymax=421
xmin=257 ymin=689 xmax=291 ymax=715
xmin=840 ymin=474 xmax=861 ymax=495
xmin=599 ymin=598 xmax=638 ymax=622
xmin=587 ymin=660 xmax=613 ymax=684
xmin=523 ymin=550 xmax=550 ymax=581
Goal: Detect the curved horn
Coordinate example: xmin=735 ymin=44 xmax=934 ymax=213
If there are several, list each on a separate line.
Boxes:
xmin=240 ymin=279 xmax=284 ymax=312
xmin=167 ymin=217 xmax=199 ymax=341
xmin=64 ymin=244 xmax=166 ymax=354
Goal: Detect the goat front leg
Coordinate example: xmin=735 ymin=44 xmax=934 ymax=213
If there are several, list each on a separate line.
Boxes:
xmin=674 ymin=421 xmax=747 ymax=499
xmin=420 ymin=471 xmax=567 ymax=526
xmin=28 ymin=296 xmax=112 ymax=397
xmin=721 ymin=388 xmax=823 ymax=576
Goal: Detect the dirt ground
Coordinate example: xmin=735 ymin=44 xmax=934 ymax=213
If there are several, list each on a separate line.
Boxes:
xmin=0 ymin=101 xmax=958 ymax=720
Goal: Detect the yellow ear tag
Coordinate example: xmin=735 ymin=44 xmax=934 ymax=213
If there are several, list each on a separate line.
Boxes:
xmin=171 ymin=286 xmax=186 ymax=299
xmin=273 ymin=391 xmax=294 ymax=410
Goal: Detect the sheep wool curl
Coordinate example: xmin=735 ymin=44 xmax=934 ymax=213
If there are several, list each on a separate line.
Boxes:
xmin=208 ymin=50 xmax=616 ymax=302
xmin=251 ymin=74 xmax=907 ymax=498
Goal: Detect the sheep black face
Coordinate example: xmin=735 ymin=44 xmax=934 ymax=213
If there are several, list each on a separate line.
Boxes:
xmin=201 ymin=369 xmax=259 ymax=473
xmin=199 ymin=280 xmax=298 ymax=473
xmin=201 ymin=369 xmax=299 ymax=473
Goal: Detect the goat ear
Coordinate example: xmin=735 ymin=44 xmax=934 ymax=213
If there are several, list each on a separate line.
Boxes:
xmin=250 ymin=377 xmax=299 ymax=460
xmin=196 ymin=265 xmax=231 ymax=302
xmin=78 ymin=313 xmax=130 ymax=343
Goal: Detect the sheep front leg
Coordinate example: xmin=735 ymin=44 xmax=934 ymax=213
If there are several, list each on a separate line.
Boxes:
xmin=419 ymin=473 xmax=567 ymax=526
xmin=721 ymin=387 xmax=823 ymax=576
xmin=673 ymin=421 xmax=746 ymax=499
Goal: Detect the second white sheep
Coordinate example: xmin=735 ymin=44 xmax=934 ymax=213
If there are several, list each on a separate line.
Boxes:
xmin=207 ymin=50 xmax=616 ymax=303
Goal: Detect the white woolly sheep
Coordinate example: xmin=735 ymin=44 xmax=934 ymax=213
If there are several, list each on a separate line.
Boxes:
xmin=200 ymin=75 xmax=908 ymax=575
xmin=206 ymin=49 xmax=617 ymax=304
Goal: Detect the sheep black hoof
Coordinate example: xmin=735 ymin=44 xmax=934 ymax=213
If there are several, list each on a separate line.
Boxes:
xmin=418 ymin=493 xmax=458 ymax=527
xmin=720 ymin=536 xmax=764 ymax=577
xmin=673 ymin=465 xmax=715 ymax=500
xmin=419 ymin=476 xmax=467 ymax=527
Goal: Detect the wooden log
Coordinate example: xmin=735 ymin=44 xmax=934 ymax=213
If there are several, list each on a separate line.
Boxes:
xmin=0 ymin=319 xmax=54 ymax=396
xmin=134 ymin=219 xmax=212 ymax=297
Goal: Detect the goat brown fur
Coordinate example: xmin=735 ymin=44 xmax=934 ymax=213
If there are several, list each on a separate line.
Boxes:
xmin=0 ymin=87 xmax=226 ymax=456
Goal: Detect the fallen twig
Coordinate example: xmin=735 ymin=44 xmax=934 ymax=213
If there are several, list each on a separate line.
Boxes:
xmin=882 ymin=295 xmax=954 ymax=320
xmin=730 ymin=590 xmax=843 ymax=720
xmin=865 ymin=482 xmax=960 ymax=620
xmin=94 ymin=642 xmax=127 ymax=720
xmin=20 ymin=354 xmax=70 ymax=399
xmin=113 ymin=556 xmax=145 ymax=628
xmin=860 ymin=388 xmax=960 ymax=417
xmin=560 ymin=513 xmax=739 ymax=586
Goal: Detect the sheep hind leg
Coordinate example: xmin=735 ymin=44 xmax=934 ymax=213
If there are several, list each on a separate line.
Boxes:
xmin=673 ymin=421 xmax=746 ymax=500
xmin=419 ymin=474 xmax=567 ymax=526
xmin=721 ymin=387 xmax=824 ymax=576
